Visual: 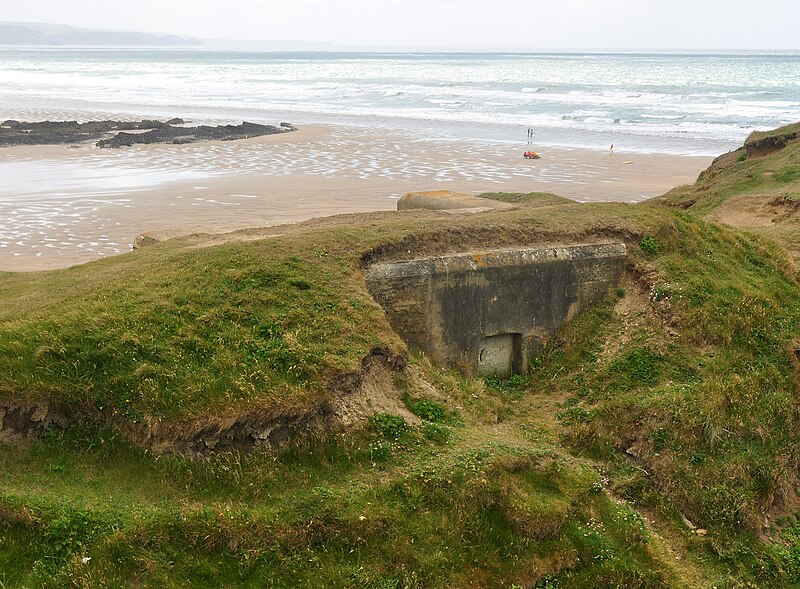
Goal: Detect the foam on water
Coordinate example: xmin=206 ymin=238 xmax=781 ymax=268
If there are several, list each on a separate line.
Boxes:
xmin=1 ymin=49 xmax=798 ymax=154
xmin=0 ymin=48 xmax=796 ymax=268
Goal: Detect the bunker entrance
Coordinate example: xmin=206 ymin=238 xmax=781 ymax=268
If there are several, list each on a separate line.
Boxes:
xmin=364 ymin=243 xmax=627 ymax=377
xmin=477 ymin=333 xmax=522 ymax=378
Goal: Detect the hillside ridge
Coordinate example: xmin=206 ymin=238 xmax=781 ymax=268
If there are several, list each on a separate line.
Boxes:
xmin=2 ymin=126 xmax=800 ymax=587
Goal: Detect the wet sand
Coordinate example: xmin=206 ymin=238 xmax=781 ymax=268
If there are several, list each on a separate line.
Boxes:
xmin=0 ymin=123 xmax=712 ymax=272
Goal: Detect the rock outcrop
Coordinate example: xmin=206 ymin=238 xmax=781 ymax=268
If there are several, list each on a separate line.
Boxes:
xmin=397 ymin=190 xmax=516 ymax=212
xmin=0 ymin=119 xmax=180 ymax=147
xmin=0 ymin=119 xmax=293 ymax=148
xmin=96 ymin=121 xmax=289 ymax=148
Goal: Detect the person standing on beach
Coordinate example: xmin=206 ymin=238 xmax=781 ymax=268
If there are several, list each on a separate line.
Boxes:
xmin=609 ymin=143 xmax=614 ymax=157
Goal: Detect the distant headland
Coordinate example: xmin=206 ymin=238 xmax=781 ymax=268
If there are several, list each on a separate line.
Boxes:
xmin=0 ymin=21 xmax=201 ymax=46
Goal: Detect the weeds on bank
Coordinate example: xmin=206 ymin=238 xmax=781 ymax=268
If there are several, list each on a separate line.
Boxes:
xmin=1 ymin=426 xmax=671 ymax=588
xmin=0 ymin=236 xmax=399 ymax=422
xmin=6 ymin=180 xmax=800 ymax=585
xmin=540 ymin=212 xmax=800 ymax=585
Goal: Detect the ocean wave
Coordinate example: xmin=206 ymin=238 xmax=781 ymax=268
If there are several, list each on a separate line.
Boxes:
xmin=425 ymin=99 xmax=467 ymax=107
xmin=641 ymin=114 xmax=686 ymax=120
xmin=1 ymin=50 xmax=797 ymax=153
xmin=602 ymin=90 xmax=642 ymax=98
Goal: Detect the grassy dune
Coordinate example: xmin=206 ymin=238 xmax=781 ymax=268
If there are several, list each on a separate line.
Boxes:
xmin=656 ymin=122 xmax=800 ymax=262
xmin=2 ymin=125 xmax=800 ymax=587
xmin=0 ymin=202 xmax=651 ymax=427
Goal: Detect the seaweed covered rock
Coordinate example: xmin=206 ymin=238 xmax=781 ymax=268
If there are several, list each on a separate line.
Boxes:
xmin=0 ymin=119 xmax=293 ymax=148
xmin=96 ymin=121 xmax=288 ymax=148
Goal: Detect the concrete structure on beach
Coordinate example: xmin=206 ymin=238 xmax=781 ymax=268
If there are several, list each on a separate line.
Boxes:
xmin=365 ymin=243 xmax=626 ymax=377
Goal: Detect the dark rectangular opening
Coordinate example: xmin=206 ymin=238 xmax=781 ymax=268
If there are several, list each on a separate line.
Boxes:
xmin=477 ymin=333 xmax=523 ymax=377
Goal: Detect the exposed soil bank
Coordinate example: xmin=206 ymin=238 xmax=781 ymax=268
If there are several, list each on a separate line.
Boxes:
xmin=0 ymin=400 xmax=73 ymax=442
xmin=0 ymin=348 xmax=412 ymax=456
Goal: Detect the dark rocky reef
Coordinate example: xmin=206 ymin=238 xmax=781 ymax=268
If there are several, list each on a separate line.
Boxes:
xmin=0 ymin=119 xmax=183 ymax=147
xmin=96 ymin=121 xmax=290 ymax=148
xmin=0 ymin=119 xmax=294 ymax=148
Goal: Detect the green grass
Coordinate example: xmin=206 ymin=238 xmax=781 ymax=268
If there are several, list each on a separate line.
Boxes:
xmin=656 ymin=122 xmax=800 ymax=250
xmin=540 ymin=213 xmax=800 ymax=585
xmin=0 ymin=198 xmax=668 ymax=427
xmin=745 ymin=122 xmax=800 ymax=144
xmin=2 ymin=195 xmax=709 ymax=586
xmin=477 ymin=191 xmax=573 ymax=207
xmin=0 ymin=237 xmax=400 ymax=421
xmin=0 ymin=421 xmax=677 ymax=588
xmin=4 ymin=156 xmax=800 ymax=588
xmin=775 ymin=166 xmax=800 ymax=184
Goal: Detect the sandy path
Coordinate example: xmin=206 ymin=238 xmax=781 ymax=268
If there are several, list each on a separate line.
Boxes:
xmin=0 ymin=124 xmax=712 ymax=272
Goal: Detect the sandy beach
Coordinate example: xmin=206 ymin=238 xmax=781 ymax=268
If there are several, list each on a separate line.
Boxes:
xmin=0 ymin=123 xmax=713 ymax=272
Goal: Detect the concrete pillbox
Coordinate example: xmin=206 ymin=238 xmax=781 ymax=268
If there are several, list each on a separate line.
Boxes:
xmin=365 ymin=243 xmax=626 ymax=376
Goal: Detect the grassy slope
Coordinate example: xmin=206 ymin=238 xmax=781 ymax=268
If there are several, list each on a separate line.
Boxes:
xmin=655 ymin=121 xmax=800 ymax=261
xmin=549 ymin=124 xmax=800 ymax=585
xmin=549 ymin=220 xmax=800 ymax=583
xmin=0 ymin=228 xmax=403 ymax=421
xmin=0 ymin=200 xmax=648 ymax=425
xmin=746 ymin=122 xmax=800 ymax=144
xmin=478 ymin=192 xmax=573 ymax=207
xmin=3 ymin=157 xmax=800 ymax=587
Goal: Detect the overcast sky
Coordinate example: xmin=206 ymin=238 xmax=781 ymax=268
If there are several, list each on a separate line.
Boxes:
xmin=5 ymin=0 xmax=799 ymax=50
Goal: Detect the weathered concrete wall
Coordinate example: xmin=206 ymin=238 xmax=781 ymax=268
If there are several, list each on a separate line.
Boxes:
xmin=365 ymin=243 xmax=626 ymax=376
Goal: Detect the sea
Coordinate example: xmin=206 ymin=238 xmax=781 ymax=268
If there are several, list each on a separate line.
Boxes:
xmin=1 ymin=48 xmax=799 ymax=155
